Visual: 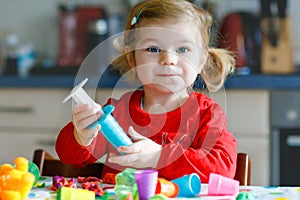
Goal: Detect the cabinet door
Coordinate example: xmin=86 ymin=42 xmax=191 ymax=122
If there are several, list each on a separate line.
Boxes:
xmin=0 ymin=130 xmax=58 ymax=164
xmin=207 ymin=89 xmax=269 ymax=134
xmin=234 ymin=134 xmax=270 ymax=186
xmin=210 ymin=89 xmax=270 ymax=185
xmin=0 ymin=88 xmax=71 ymax=164
xmin=0 ymin=89 xmax=72 ymax=129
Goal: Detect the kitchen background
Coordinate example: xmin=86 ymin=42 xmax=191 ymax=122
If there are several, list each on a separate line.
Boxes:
xmin=0 ymin=0 xmax=300 ymax=73
xmin=1 ymin=0 xmax=300 ymax=187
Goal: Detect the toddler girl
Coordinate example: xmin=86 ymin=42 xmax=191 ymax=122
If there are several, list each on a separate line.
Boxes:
xmin=56 ymin=0 xmax=237 ymax=182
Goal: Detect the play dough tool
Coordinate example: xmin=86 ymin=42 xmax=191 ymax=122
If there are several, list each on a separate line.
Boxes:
xmin=63 ymin=78 xmax=133 ymax=149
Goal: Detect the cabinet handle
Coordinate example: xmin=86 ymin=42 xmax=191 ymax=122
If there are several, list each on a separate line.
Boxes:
xmin=286 ymin=135 xmax=300 ymax=147
xmin=37 ymin=139 xmax=55 ymax=146
xmin=0 ymin=106 xmax=33 ymax=113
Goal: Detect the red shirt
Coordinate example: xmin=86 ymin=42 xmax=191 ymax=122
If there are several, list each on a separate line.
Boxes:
xmin=56 ymin=90 xmax=237 ymax=182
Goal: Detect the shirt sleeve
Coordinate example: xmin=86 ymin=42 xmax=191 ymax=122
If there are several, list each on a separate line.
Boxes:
xmin=156 ymin=102 xmax=237 ymax=183
xmin=55 ymin=122 xmax=108 ymax=167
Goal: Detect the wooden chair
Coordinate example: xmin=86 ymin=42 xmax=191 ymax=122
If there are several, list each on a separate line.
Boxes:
xmin=33 ymin=149 xmax=251 ymax=185
xmin=234 ymin=152 xmax=251 ymax=186
xmin=32 ymin=149 xmax=104 ymax=177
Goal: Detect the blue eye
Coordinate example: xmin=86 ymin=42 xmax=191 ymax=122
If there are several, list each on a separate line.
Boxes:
xmin=147 ymin=47 xmax=161 ymax=53
xmin=176 ymin=47 xmax=188 ymax=53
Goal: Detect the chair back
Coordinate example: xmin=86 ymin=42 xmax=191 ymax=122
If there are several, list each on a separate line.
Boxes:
xmin=33 ymin=149 xmax=251 ymax=185
xmin=32 ymin=149 xmax=104 ymax=177
xmin=234 ymin=152 xmax=251 ymax=186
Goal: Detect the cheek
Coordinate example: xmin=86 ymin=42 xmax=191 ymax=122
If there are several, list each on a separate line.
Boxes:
xmin=185 ymin=72 xmax=198 ymax=86
xmin=181 ymin=60 xmax=202 ymax=85
xmin=135 ymin=64 xmax=153 ymax=83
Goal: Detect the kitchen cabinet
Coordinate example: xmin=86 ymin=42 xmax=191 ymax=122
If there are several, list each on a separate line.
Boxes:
xmin=224 ymin=90 xmax=270 ymax=186
xmin=209 ymin=89 xmax=270 ymax=185
xmin=0 ymin=89 xmax=72 ymax=163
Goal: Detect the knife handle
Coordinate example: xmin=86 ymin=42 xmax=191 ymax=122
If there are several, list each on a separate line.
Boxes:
xmin=260 ymin=0 xmax=272 ymax=18
xmin=277 ymin=0 xmax=287 ymax=18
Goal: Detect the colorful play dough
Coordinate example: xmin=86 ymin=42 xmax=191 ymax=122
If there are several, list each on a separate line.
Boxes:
xmin=114 ymin=168 xmax=138 ymax=200
xmin=28 ymin=161 xmax=40 ymax=185
xmin=51 ymin=176 xmax=77 ymax=191
xmin=236 ymin=190 xmax=256 ymax=200
xmin=57 ymin=186 xmax=95 ymax=200
xmin=0 ymin=157 xmax=35 ymax=200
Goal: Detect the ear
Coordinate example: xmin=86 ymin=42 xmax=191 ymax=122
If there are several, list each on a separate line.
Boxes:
xmin=125 ymin=45 xmax=136 ymax=69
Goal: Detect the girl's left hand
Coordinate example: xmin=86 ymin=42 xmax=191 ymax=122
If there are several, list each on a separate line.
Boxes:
xmin=108 ymin=126 xmax=162 ymax=168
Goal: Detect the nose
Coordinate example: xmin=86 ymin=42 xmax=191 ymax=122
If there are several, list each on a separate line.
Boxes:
xmin=159 ymin=50 xmax=178 ymax=66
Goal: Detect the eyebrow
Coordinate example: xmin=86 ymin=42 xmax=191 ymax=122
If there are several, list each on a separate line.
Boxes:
xmin=138 ymin=38 xmax=195 ymax=45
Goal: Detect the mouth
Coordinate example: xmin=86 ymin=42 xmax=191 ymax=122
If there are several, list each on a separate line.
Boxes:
xmin=157 ymin=74 xmax=179 ymax=77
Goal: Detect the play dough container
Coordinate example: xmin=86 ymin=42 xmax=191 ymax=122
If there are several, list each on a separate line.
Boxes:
xmin=57 ymin=187 xmax=95 ymax=200
xmin=63 ymin=78 xmax=132 ymax=149
xmin=156 ymin=178 xmax=179 ymax=197
xmin=171 ymin=173 xmax=201 ymax=197
xmin=207 ymin=173 xmax=239 ymax=196
xmin=135 ymin=170 xmax=158 ymax=200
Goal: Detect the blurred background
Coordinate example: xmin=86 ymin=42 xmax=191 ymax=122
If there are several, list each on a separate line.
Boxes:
xmin=0 ymin=0 xmax=299 ymax=76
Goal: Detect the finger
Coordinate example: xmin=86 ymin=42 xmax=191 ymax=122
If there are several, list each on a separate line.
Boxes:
xmin=109 ymin=152 xmax=118 ymax=158
xmin=108 ymin=153 xmax=138 ymax=165
xmin=73 ymin=120 xmax=100 ymax=139
xmin=118 ymin=144 xmax=141 ymax=154
xmin=74 ymin=115 xmax=99 ymax=131
xmin=75 ymin=105 xmax=102 ymax=122
xmin=73 ymin=104 xmax=89 ymax=114
xmin=73 ymin=109 xmax=102 ymax=130
xmin=128 ymin=126 xmax=147 ymax=141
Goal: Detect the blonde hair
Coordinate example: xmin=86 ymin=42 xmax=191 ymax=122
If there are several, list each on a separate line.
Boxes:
xmin=112 ymin=0 xmax=235 ymax=92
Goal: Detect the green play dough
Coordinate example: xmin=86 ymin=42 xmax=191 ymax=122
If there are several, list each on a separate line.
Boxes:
xmin=236 ymin=191 xmax=255 ymax=200
xmin=28 ymin=161 xmax=40 ymax=185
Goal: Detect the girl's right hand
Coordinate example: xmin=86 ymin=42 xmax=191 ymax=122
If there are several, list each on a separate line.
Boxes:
xmin=72 ymin=103 xmax=102 ymax=146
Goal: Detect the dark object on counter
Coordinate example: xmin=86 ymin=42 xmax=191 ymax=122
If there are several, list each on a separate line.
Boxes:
xmin=57 ymin=3 xmax=108 ymax=67
xmin=3 ymin=57 xmax=18 ymax=76
xmin=57 ymin=3 xmax=78 ymax=67
xmin=260 ymin=0 xmax=294 ymax=74
xmin=260 ymin=0 xmax=287 ymax=47
xmin=29 ymin=66 xmax=79 ymax=75
xmin=87 ymin=13 xmax=109 ymax=54
xmin=217 ymin=12 xmax=261 ymax=73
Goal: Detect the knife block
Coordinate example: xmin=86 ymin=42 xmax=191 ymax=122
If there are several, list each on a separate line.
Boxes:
xmin=260 ymin=17 xmax=295 ymax=74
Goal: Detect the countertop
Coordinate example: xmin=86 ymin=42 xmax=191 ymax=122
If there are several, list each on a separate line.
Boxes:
xmin=1 ymin=74 xmax=300 ymax=89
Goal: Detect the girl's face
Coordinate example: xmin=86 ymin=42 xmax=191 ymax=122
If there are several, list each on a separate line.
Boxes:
xmin=127 ymin=20 xmax=207 ymax=94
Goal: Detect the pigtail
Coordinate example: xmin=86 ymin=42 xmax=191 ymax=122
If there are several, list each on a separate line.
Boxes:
xmin=111 ymin=35 xmax=128 ymax=75
xmin=200 ymin=48 xmax=235 ymax=92
xmin=111 ymin=35 xmax=138 ymax=83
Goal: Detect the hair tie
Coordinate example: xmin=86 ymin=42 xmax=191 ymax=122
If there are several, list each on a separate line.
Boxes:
xmin=131 ymin=6 xmax=147 ymax=26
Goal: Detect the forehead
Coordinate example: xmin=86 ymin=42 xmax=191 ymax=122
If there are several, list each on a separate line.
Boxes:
xmin=134 ymin=20 xmax=200 ymax=45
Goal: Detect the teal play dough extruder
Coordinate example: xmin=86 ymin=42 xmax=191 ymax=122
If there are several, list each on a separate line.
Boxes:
xmin=63 ymin=78 xmax=133 ymax=149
